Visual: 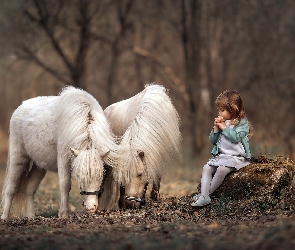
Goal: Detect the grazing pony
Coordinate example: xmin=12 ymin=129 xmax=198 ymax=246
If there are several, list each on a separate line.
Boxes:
xmin=1 ymin=86 xmax=117 ymax=219
xmin=101 ymin=84 xmax=181 ymax=209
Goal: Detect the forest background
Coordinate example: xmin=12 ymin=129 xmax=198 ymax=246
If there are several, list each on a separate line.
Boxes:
xmin=0 ymin=0 xmax=294 ymax=164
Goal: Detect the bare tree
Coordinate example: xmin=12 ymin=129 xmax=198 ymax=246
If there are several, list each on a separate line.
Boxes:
xmin=105 ymin=0 xmax=134 ymax=105
xmin=16 ymin=0 xmax=113 ymax=90
xmin=180 ymin=0 xmax=207 ymax=153
xmin=0 ymin=0 xmax=294 ymax=158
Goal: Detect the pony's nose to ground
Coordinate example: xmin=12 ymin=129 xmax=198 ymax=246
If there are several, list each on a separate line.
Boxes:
xmin=125 ymin=200 xmax=141 ymax=209
xmin=86 ymin=208 xmax=97 ymax=213
xmin=85 ymin=205 xmax=97 ymax=213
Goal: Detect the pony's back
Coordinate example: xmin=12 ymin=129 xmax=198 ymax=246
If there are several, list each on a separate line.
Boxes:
xmin=104 ymin=91 xmax=143 ymax=137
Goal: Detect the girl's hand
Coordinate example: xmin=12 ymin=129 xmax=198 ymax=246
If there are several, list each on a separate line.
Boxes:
xmin=214 ymin=116 xmax=224 ymax=124
xmin=213 ymin=116 xmax=223 ymax=132
xmin=217 ymin=116 xmax=224 ymax=122
xmin=214 ymin=116 xmax=226 ymax=131
xmin=213 ymin=124 xmax=219 ymax=132
xmin=217 ymin=121 xmax=227 ymax=131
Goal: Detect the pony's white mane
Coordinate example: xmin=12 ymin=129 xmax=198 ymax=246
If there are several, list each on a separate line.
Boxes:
xmin=56 ymin=86 xmax=117 ymax=187
xmin=105 ymin=84 xmax=181 ymax=185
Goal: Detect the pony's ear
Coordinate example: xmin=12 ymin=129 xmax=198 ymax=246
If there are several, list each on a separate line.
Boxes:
xmin=70 ymin=147 xmax=79 ymax=157
xmin=138 ymin=151 xmax=144 ymax=161
xmin=100 ymin=150 xmax=110 ymax=159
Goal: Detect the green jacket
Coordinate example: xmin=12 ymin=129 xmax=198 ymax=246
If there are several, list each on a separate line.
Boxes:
xmin=209 ymin=118 xmax=251 ymax=159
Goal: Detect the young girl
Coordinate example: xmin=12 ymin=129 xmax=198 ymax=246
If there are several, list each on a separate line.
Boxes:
xmin=191 ymin=90 xmax=252 ymax=207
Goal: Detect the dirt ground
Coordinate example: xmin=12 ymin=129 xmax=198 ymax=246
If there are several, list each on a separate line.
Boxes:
xmin=1 ymin=158 xmax=295 ymax=250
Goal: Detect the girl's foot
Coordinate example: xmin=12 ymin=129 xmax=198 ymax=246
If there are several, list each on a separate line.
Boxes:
xmin=192 ymin=193 xmax=201 ymax=201
xmin=191 ymin=195 xmax=211 ymax=207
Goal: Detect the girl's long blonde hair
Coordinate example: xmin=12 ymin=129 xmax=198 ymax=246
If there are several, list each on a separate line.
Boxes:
xmin=215 ymin=90 xmax=253 ymax=137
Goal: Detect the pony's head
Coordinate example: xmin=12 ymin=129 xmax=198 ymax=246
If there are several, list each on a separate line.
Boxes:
xmin=110 ymin=149 xmax=150 ymax=209
xmin=70 ymin=147 xmax=111 ymax=213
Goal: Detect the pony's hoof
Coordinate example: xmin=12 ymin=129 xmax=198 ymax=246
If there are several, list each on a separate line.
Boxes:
xmin=58 ymin=210 xmax=69 ymax=218
xmin=0 ymin=214 xmax=9 ymax=220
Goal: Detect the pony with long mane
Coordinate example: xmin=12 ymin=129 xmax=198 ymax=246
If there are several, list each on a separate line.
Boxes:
xmin=1 ymin=86 xmax=117 ymax=219
xmin=101 ymin=84 xmax=181 ymax=209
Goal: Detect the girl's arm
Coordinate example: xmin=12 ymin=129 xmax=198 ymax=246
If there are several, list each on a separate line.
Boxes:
xmin=209 ymin=116 xmax=223 ymax=144
xmin=221 ymin=122 xmax=249 ymax=144
xmin=209 ymin=129 xmax=220 ymax=145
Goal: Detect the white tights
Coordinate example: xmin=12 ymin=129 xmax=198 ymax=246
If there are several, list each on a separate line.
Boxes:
xmin=200 ymin=164 xmax=234 ymax=197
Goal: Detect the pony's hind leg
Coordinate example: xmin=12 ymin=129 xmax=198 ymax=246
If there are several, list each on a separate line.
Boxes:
xmin=22 ymin=163 xmax=47 ymax=218
xmin=1 ymin=157 xmax=30 ymax=220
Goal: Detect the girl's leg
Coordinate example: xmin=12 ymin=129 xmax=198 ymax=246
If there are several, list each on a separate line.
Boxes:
xmin=200 ymin=164 xmax=217 ymax=197
xmin=191 ymin=164 xmax=216 ymax=207
xmin=209 ymin=166 xmax=234 ymax=194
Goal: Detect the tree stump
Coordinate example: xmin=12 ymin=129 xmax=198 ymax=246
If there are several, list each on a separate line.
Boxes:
xmin=211 ymin=155 xmax=295 ymax=209
xmin=193 ymin=155 xmax=295 ymax=215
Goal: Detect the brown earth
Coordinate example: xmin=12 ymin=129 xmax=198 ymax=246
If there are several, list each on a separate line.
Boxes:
xmin=0 ymin=156 xmax=295 ymax=250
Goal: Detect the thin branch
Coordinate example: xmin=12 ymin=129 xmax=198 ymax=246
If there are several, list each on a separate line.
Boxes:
xmin=88 ymin=32 xmax=114 ymax=45
xmin=26 ymin=0 xmax=74 ymax=72
xmin=15 ymin=46 xmax=72 ymax=86
xmin=133 ymin=46 xmax=189 ymax=105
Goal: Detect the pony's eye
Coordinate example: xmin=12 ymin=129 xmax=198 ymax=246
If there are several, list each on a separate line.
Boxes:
xmin=137 ymin=173 xmax=143 ymax=177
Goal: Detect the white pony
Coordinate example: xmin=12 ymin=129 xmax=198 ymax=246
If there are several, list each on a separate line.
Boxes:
xmin=1 ymin=86 xmax=117 ymax=219
xmin=102 ymin=84 xmax=181 ymax=209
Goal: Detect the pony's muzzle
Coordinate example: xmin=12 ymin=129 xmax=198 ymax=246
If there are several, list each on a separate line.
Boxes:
xmin=80 ymin=188 xmax=104 ymax=213
xmin=124 ymin=196 xmax=146 ymax=208
xmin=82 ymin=200 xmax=98 ymax=213
xmin=85 ymin=205 xmax=97 ymax=213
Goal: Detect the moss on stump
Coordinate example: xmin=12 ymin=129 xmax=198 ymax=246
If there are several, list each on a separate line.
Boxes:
xmin=195 ymin=155 xmax=295 ymax=216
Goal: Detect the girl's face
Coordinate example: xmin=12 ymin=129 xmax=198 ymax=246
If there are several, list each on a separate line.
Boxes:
xmin=218 ymin=109 xmax=231 ymax=120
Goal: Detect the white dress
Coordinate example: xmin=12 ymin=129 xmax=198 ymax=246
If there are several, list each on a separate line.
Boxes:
xmin=207 ymin=120 xmax=250 ymax=170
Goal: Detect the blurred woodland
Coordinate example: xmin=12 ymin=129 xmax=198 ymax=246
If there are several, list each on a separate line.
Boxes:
xmin=0 ymin=0 xmax=294 ymax=160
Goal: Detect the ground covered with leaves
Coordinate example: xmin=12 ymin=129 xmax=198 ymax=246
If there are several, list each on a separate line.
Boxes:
xmin=1 ymin=155 xmax=295 ymax=249
xmin=1 ymin=196 xmax=295 ymax=250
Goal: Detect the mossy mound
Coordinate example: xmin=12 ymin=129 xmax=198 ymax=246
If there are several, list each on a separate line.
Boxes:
xmin=194 ymin=155 xmax=295 ymax=216
xmin=215 ymin=155 xmax=294 ymax=199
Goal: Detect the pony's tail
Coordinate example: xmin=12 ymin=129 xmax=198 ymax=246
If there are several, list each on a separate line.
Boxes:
xmin=1 ymin=151 xmax=31 ymax=218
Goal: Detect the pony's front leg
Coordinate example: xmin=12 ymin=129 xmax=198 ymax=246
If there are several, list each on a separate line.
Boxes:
xmin=23 ymin=163 xmax=47 ymax=218
xmin=58 ymin=164 xmax=71 ymax=218
xmin=150 ymin=177 xmax=161 ymax=201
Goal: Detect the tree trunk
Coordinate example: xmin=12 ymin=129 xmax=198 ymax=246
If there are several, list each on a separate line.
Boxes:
xmin=181 ymin=0 xmax=202 ymax=153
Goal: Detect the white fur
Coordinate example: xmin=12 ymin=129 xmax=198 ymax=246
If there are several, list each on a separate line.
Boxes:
xmin=103 ymin=84 xmax=181 ymax=208
xmin=1 ymin=86 xmax=118 ymax=219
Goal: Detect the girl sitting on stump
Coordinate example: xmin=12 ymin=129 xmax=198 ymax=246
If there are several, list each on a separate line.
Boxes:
xmin=191 ymin=90 xmax=253 ymax=207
